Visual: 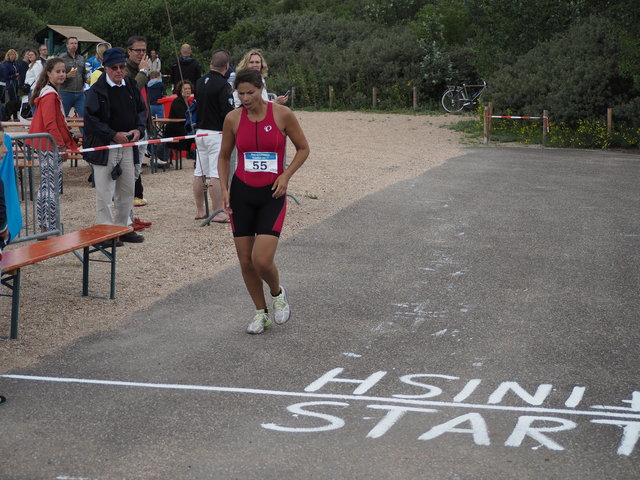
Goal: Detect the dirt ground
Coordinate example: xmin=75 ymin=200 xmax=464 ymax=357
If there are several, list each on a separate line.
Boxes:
xmin=0 ymin=111 xmax=465 ymax=373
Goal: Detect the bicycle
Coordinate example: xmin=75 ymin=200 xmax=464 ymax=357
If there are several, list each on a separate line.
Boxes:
xmin=441 ymin=81 xmax=487 ymax=113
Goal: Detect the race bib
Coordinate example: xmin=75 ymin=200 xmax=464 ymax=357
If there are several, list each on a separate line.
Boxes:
xmin=244 ymin=152 xmax=278 ymax=174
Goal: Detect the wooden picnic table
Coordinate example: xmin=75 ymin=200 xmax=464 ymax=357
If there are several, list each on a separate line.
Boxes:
xmin=150 ymin=118 xmax=187 ymax=171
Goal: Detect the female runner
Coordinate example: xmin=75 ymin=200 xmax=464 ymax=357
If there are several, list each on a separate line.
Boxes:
xmin=218 ymin=68 xmax=309 ymax=334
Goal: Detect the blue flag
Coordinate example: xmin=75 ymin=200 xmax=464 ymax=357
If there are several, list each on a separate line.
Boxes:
xmin=2 ymin=133 xmax=23 ymax=242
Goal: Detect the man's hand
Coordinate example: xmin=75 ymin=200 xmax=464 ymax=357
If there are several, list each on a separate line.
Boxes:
xmin=127 ymin=129 xmax=141 ymax=142
xmin=139 ymin=55 xmax=151 ymax=71
xmin=113 ymin=131 xmax=140 ymax=144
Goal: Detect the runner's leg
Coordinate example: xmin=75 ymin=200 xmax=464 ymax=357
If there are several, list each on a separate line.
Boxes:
xmin=234 ymin=236 xmax=267 ymax=310
xmin=251 ymin=234 xmax=281 ymax=296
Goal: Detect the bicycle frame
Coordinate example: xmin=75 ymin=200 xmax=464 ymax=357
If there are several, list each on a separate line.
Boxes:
xmin=441 ymin=81 xmax=486 ymax=113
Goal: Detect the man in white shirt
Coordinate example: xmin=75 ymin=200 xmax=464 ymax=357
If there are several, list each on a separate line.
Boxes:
xmin=149 ymin=50 xmax=162 ymax=73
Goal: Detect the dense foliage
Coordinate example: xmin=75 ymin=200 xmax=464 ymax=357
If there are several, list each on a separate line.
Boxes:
xmin=2 ymin=0 xmax=639 ymax=131
xmin=487 ymin=16 xmax=639 ymax=126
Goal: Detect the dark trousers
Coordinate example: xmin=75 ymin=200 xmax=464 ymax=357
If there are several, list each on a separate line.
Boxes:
xmin=135 ymin=175 xmax=143 ymax=199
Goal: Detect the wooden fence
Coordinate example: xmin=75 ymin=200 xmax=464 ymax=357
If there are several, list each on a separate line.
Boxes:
xmin=482 ymin=104 xmax=622 ymax=147
xmin=288 ymin=86 xmax=421 ymax=110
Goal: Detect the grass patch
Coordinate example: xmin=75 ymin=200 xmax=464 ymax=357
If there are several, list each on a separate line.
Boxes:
xmin=449 ymin=119 xmax=481 ymax=134
xmin=447 ymin=115 xmax=640 ymax=150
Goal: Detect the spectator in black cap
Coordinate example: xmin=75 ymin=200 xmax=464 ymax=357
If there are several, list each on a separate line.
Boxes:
xmin=82 ymin=47 xmax=147 ymax=244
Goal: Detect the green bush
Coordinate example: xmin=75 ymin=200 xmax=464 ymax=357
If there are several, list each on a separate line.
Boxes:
xmin=0 ymin=0 xmax=44 ymax=38
xmin=11 ymin=0 xmax=639 ymax=120
xmin=487 ymin=16 xmax=639 ymax=126
xmin=0 ymin=0 xmax=43 ymax=52
xmin=220 ymin=11 xmax=422 ymax=109
xmin=455 ymin=114 xmax=640 ymax=149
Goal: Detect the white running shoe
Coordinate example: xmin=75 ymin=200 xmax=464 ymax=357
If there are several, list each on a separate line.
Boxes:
xmin=271 ymin=286 xmax=291 ymax=325
xmin=247 ymin=309 xmax=271 ymax=334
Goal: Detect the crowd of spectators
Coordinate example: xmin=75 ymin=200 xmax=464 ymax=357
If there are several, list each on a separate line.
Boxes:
xmin=0 ymin=40 xmax=214 ymax=122
xmin=0 ymin=44 xmax=66 ymax=121
xmin=1 ymin=37 xmax=290 ymax=248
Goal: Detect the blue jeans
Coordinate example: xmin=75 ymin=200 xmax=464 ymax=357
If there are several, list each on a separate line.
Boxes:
xmin=60 ymin=90 xmax=85 ymax=117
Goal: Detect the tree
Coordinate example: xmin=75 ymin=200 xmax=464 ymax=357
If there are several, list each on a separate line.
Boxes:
xmin=0 ymin=0 xmax=44 ymax=51
xmin=487 ymin=16 xmax=637 ymax=125
xmin=413 ymin=1 xmax=476 ymax=95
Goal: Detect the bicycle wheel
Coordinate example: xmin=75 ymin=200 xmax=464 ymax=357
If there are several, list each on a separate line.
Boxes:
xmin=441 ymin=89 xmax=464 ymax=113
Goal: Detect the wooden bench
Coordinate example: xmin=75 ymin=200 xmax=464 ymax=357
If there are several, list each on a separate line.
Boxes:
xmin=1 ymin=224 xmax=132 ymax=339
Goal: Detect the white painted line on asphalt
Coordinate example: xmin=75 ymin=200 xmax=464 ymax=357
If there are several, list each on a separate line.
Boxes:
xmin=2 ymin=373 xmax=640 ymax=421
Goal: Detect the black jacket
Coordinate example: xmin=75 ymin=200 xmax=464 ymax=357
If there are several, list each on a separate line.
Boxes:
xmin=171 ymin=56 xmax=201 ymax=86
xmin=195 ymin=71 xmax=234 ymax=131
xmin=83 ymin=74 xmax=146 ymax=166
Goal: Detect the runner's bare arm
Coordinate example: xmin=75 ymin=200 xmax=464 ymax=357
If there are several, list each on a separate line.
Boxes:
xmin=271 ymin=107 xmax=310 ymax=198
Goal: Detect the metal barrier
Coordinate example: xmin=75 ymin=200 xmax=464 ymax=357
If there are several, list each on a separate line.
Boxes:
xmin=9 ymin=133 xmax=62 ymax=243
xmin=483 ymin=103 xmax=550 ymax=146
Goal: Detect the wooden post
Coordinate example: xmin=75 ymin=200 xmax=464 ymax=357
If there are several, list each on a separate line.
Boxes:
xmin=483 ymin=107 xmax=489 ymax=144
xmin=329 ymin=86 xmax=334 ymax=108
xmin=372 ymin=87 xmax=377 ymax=109
xmin=413 ymin=87 xmax=418 ymax=110
xmin=543 ymin=109 xmax=549 ymax=147
xmin=483 ymin=103 xmax=493 ymax=144
xmin=291 ymin=87 xmax=296 ymax=109
xmin=607 ymin=107 xmax=613 ymax=134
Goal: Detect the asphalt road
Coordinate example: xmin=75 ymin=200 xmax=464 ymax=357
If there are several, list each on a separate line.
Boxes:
xmin=1 ymin=146 xmax=639 ymax=479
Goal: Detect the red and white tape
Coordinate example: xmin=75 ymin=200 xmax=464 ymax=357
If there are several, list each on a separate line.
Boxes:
xmin=484 ymin=115 xmax=550 ymax=132
xmin=77 ymin=132 xmax=220 ymax=153
xmin=484 ymin=115 xmax=546 ymax=120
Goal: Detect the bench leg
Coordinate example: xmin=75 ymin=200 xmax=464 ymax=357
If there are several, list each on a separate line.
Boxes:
xmin=109 ymin=239 xmax=118 ymax=299
xmin=82 ymin=246 xmax=90 ymax=297
xmin=1 ymin=269 xmax=22 ymax=340
xmin=82 ymin=240 xmax=118 ymax=299
xmin=10 ymin=270 xmax=21 ymax=340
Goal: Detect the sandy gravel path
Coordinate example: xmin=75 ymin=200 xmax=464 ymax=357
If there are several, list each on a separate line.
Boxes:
xmin=0 ymin=111 xmax=465 ymax=372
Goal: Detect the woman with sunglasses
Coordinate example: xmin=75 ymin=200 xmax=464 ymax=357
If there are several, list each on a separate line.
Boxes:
xmin=26 ymin=58 xmax=78 ymax=233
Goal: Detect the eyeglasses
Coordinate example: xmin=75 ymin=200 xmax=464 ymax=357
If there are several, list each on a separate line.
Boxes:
xmin=108 ymin=64 xmax=126 ymax=71
xmin=97 ymin=42 xmax=111 ymax=49
xmin=129 ymin=48 xmax=146 ymax=53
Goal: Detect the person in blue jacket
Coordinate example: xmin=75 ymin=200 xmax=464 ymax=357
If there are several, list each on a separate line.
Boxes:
xmin=0 ymin=125 xmax=10 ymax=406
xmin=147 ymin=70 xmax=166 ymax=118
xmin=0 ymin=123 xmax=22 ymax=246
